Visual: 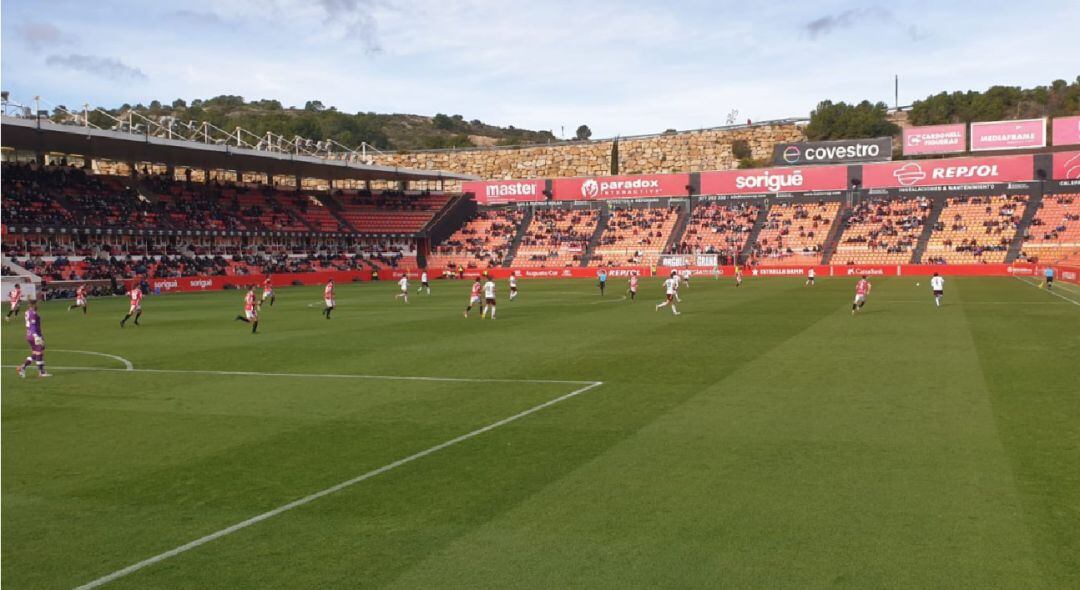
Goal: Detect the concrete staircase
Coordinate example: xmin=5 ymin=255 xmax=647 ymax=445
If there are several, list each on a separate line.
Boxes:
xmin=268 ymin=192 xmax=320 ymax=232
xmin=1006 ymin=192 xmax=1044 ymax=262
xmin=580 ymin=206 xmax=611 ymax=267
xmin=312 ymin=194 xmax=358 ymax=233
xmin=739 ymin=203 xmax=771 ymax=264
xmin=501 ymin=208 xmax=534 ymax=267
xmin=662 ymin=203 xmax=691 ymax=254
xmin=819 ymin=201 xmax=851 ymax=264
xmin=910 ymin=196 xmax=947 ymax=264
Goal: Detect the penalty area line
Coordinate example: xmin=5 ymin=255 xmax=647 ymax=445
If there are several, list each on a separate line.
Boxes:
xmin=72 ymin=379 xmax=604 ymax=590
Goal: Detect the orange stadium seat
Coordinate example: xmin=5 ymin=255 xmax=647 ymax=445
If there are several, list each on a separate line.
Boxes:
xmin=515 ymin=209 xmax=599 ymax=267
xmin=590 ymin=206 xmax=680 ymax=266
xmin=427 ymin=209 xmax=524 ymax=271
xmin=922 ymin=194 xmax=1027 ymax=264
xmin=1017 ymin=194 xmax=1080 ymax=264
xmin=833 ymin=197 xmax=931 ymax=265
xmin=752 ymin=201 xmax=839 ymax=265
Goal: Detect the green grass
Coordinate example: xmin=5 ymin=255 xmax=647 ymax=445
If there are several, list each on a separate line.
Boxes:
xmin=3 ymin=276 xmax=1078 ymax=589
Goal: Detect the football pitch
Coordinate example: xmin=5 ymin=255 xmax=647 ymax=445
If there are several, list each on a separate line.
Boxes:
xmin=3 ymin=275 xmax=1078 ymax=589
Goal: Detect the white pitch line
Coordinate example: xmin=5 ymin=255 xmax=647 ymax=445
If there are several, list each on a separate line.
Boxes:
xmin=72 ymin=379 xmax=604 ymax=590
xmin=1013 ymin=275 xmax=1080 ymax=306
xmin=0 ymin=364 xmax=596 ymax=386
xmin=52 ymin=350 xmax=134 ymax=371
xmin=589 ymin=295 xmax=628 ymax=305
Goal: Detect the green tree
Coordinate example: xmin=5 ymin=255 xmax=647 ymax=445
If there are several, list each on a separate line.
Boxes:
xmin=804 ymin=100 xmax=899 ymax=140
xmin=575 ymin=124 xmax=592 ymax=140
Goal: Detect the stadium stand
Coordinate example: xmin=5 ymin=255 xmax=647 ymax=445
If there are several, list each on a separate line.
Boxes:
xmin=922 ymin=195 xmax=1027 ymax=264
xmin=335 ymin=190 xmax=451 ymax=233
xmin=673 ymin=202 xmax=760 ymax=261
xmin=590 ymin=206 xmax=680 ymax=266
xmin=752 ymin=201 xmax=839 ymax=265
xmin=515 ymin=209 xmax=599 ymax=267
xmin=833 ymin=197 xmax=932 ymax=265
xmin=1017 ymin=194 xmax=1080 ymax=263
xmin=427 ymin=209 xmax=524 ymax=271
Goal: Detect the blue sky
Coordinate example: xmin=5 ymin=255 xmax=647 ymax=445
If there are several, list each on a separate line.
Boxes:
xmin=2 ymin=0 xmax=1078 ymax=139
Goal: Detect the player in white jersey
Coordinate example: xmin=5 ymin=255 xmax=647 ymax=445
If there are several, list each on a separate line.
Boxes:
xmin=417 ymin=271 xmax=430 ymax=295
xmin=655 ymin=272 xmax=680 ymax=315
xmin=396 ymin=275 xmax=410 ymax=303
xmin=481 ymin=279 xmax=497 ymax=319
xmin=681 ymin=268 xmax=692 ymax=288
xmin=509 ymin=275 xmax=518 ymax=301
xmin=672 ymin=272 xmax=683 ymax=302
xmin=805 ymin=268 xmax=816 ymax=287
xmin=930 ymin=273 xmax=945 ymax=307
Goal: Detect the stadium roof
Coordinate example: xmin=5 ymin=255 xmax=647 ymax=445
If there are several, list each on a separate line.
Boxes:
xmin=0 ymin=116 xmax=478 ymax=183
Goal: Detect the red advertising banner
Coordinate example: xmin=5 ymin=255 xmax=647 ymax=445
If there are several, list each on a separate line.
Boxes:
xmin=970 ymin=118 xmax=1046 ymax=151
xmin=1053 ymin=151 xmax=1080 ymax=180
xmin=1052 ymin=115 xmax=1080 ymax=146
xmin=551 ymin=173 xmax=689 ymax=201
xmin=902 ymin=124 xmax=966 ymax=155
xmin=861 ymin=155 xmax=1034 ymax=188
xmin=699 ymin=165 xmax=848 ymax=195
xmin=125 ymin=270 xmax=373 ymax=293
xmin=462 ymin=179 xmax=546 ymax=205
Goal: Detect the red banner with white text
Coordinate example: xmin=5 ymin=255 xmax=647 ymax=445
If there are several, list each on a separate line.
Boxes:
xmin=970 ymin=119 xmax=1046 ymax=151
xmin=902 ymin=124 xmax=967 ymax=155
xmin=552 ymin=174 xmax=689 ymax=201
xmin=700 ymin=165 xmax=848 ymax=195
xmin=1053 ymin=151 xmax=1080 ymax=180
xmin=462 ymin=179 xmax=546 ymax=205
xmin=861 ymin=155 xmax=1034 ymax=189
xmin=125 ymin=270 xmax=373 ymax=293
xmin=1052 ymin=116 xmax=1080 ymax=147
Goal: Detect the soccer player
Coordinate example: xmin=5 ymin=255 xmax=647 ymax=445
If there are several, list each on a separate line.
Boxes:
xmin=628 ymin=271 xmax=639 ymax=301
xmin=930 ymin=272 xmax=945 ymax=307
xmin=681 ymin=268 xmax=692 ymax=288
xmin=68 ymin=284 xmax=89 ymax=314
xmin=481 ymin=277 xmax=497 ymax=319
xmin=396 ymin=275 xmax=410 ymax=303
xmin=672 ymin=270 xmax=683 ymax=302
xmin=17 ymin=300 xmax=49 ymax=378
xmin=6 ymin=283 xmax=23 ymax=321
xmin=235 ymin=286 xmax=260 ymax=333
xmin=1042 ymin=266 xmax=1055 ymax=290
xmin=323 ymin=279 xmax=335 ymax=319
xmin=852 ymin=275 xmax=872 ymax=315
xmin=120 ymin=284 xmax=143 ymax=327
xmin=597 ymin=269 xmax=607 ymax=295
xmin=735 ymin=266 xmax=743 ymax=287
xmin=509 ymin=274 xmax=518 ymax=301
xmin=417 ymin=271 xmax=431 ymax=295
xmin=464 ymin=277 xmax=483 ymax=318
xmin=655 ymin=271 xmax=680 ymax=315
xmin=805 ymin=268 xmax=816 ymax=287
xmin=261 ymin=276 xmax=275 ymax=306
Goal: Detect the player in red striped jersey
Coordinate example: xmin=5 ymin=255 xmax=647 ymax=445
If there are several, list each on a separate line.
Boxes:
xmin=261 ymin=277 xmax=275 ymax=306
xmin=235 ymin=286 xmax=260 ymax=333
xmin=322 ymin=279 xmax=335 ymax=319
xmin=120 ymin=285 xmax=143 ymax=327
xmin=5 ymin=284 xmax=22 ymax=321
xmin=68 ymin=284 xmax=89 ymax=314
xmin=852 ymin=275 xmax=872 ymax=315
xmin=463 ymin=277 xmax=483 ymax=318
xmin=628 ymin=271 xmax=639 ymax=301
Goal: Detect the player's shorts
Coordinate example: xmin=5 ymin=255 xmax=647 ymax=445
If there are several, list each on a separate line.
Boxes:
xmin=422 ymin=281 xmax=429 ymax=287
xmin=666 ymin=293 xmax=674 ymax=301
xmin=853 ymin=294 xmax=866 ymax=304
xmin=1046 ymin=276 xmax=1054 ymax=283
xmin=245 ymin=309 xmax=258 ymax=320
xmin=76 ymin=297 xmax=86 ymax=306
xmin=485 ymin=297 xmax=496 ymax=306
xmin=630 ymin=286 xmax=637 ymax=293
xmin=510 ymin=286 xmax=517 ymax=292
xmin=807 ymin=276 xmax=815 ymax=281
xmin=128 ymin=304 xmax=141 ymax=314
xmin=27 ymin=335 xmax=44 ymax=354
xmin=324 ymin=298 xmax=335 ymax=308
xmin=10 ymin=301 xmax=20 ymax=310
xmin=933 ymin=290 xmax=943 ymax=297
xmin=262 ymin=289 xmax=273 ymax=298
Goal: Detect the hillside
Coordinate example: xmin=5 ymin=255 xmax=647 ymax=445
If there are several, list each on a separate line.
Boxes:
xmin=80 ymin=95 xmax=559 ymax=151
